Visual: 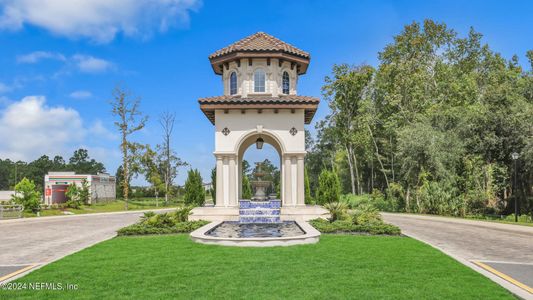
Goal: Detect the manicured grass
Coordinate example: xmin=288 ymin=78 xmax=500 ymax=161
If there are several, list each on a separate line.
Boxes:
xmin=23 ymin=198 xmax=181 ymax=218
xmin=1 ymin=235 xmax=513 ymax=299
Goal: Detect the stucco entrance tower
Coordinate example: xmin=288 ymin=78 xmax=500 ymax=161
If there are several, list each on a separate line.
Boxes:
xmin=199 ymin=32 xmax=319 ymax=208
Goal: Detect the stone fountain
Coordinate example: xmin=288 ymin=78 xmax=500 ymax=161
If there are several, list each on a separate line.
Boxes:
xmin=250 ymin=162 xmax=271 ymax=201
xmin=239 ymin=162 xmax=281 ymax=223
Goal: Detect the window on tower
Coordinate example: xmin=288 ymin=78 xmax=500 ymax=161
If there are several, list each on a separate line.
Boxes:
xmin=282 ymin=71 xmax=290 ymax=94
xmin=254 ymin=69 xmax=266 ymax=93
xmin=230 ymin=72 xmax=237 ymax=95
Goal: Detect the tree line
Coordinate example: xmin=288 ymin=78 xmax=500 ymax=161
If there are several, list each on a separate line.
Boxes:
xmin=0 ymin=148 xmax=105 ymax=191
xmin=306 ymin=20 xmax=533 ymax=217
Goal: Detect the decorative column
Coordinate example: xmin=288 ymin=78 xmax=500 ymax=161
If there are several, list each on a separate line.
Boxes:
xmin=215 ymin=156 xmax=224 ymax=207
xmin=228 ymin=155 xmax=237 ymax=207
xmin=284 ymin=155 xmax=292 ymax=206
xmin=297 ymin=155 xmax=305 ymax=206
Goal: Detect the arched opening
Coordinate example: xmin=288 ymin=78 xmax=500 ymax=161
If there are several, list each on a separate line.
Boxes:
xmin=236 ymin=131 xmax=284 ymax=204
xmin=282 ymin=71 xmax=290 ymax=94
xmin=229 ymin=71 xmax=237 ymax=95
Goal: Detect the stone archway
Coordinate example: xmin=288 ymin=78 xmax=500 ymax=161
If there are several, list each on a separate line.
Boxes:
xmin=236 ymin=130 xmax=283 ymax=204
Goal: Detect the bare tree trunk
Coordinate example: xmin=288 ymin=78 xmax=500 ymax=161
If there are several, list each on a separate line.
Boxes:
xmin=390 ymin=136 xmax=395 ymax=182
xmin=160 ymin=112 xmax=176 ymax=205
xmin=345 ymin=144 xmax=356 ymax=195
xmin=353 ymin=153 xmax=361 ymax=195
xmin=110 ymin=85 xmax=147 ymax=211
xmin=367 ymin=123 xmax=390 ymax=190
xmin=405 ymin=186 xmax=411 ymax=212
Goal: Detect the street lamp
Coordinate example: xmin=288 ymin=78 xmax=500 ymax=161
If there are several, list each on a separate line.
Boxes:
xmin=256 ymin=137 xmax=264 ymax=150
xmin=511 ymin=152 xmax=519 ymax=222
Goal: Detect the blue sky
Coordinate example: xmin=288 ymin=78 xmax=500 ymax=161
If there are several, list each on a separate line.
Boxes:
xmin=0 ymin=0 xmax=531 ymax=185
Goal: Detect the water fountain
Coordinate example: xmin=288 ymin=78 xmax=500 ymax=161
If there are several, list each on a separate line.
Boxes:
xmin=191 ymin=161 xmax=320 ymax=246
xmin=239 ymin=162 xmax=281 ymax=223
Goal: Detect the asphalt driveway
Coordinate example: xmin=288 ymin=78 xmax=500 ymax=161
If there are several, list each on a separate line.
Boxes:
xmin=0 ymin=209 xmax=173 ymax=282
xmin=382 ymin=213 xmax=533 ymax=298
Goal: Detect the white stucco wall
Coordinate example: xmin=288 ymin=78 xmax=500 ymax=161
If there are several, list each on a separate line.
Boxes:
xmin=214 ymin=109 xmax=305 ymax=154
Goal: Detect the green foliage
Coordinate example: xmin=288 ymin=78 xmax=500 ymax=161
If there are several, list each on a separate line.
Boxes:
xmin=323 ymin=202 xmax=348 ymax=222
xmin=242 ymin=175 xmax=253 ymax=199
xmin=309 ymin=218 xmax=401 ymax=235
xmin=65 ymin=183 xmax=82 ymax=209
xmin=117 ymin=207 xmax=206 ymax=236
xmin=210 ymin=167 xmax=216 ymax=204
xmin=351 ymin=205 xmax=382 ymax=225
xmin=0 ymin=150 xmax=105 ymax=191
xmin=308 ymin=19 xmax=533 ymax=218
xmin=12 ymin=178 xmax=41 ymax=213
xmin=171 ymin=206 xmax=193 ymax=223
xmin=304 ymin=168 xmax=312 ymax=204
xmin=117 ymin=220 xmax=209 ymax=236
xmin=183 ymin=169 xmax=205 ymax=206
xmin=316 ymin=169 xmax=341 ymax=204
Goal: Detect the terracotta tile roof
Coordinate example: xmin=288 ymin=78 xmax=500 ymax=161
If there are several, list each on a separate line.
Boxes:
xmin=198 ymin=95 xmax=319 ymax=125
xmin=198 ymin=95 xmax=319 ymax=105
xmin=209 ymin=32 xmax=310 ymax=59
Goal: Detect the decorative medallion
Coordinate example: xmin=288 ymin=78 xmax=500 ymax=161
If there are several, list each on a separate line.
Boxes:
xmin=289 ymin=127 xmax=298 ymax=136
xmin=222 ymin=127 xmax=230 ymax=136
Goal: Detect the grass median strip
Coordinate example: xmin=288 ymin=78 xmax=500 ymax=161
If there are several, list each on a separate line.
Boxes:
xmin=0 ymin=235 xmax=514 ymax=299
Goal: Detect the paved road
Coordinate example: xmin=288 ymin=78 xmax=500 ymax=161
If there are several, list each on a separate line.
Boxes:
xmin=0 ymin=210 xmax=171 ymax=266
xmin=382 ymin=213 xmax=533 ymax=298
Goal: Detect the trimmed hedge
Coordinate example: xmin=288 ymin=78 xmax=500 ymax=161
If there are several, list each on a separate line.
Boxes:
xmin=309 ymin=218 xmax=401 ymax=235
xmin=118 ymin=220 xmax=209 ymax=236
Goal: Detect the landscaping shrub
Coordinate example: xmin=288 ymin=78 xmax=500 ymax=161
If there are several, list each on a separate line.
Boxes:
xmin=11 ymin=178 xmax=41 ymax=213
xmin=323 ymin=202 xmax=348 ymax=222
xmin=184 ymin=169 xmax=205 ymax=206
xmin=351 ymin=205 xmax=382 ymax=225
xmin=309 ymin=218 xmax=401 ymax=235
xmin=117 ymin=206 xmax=209 ymax=236
xmin=316 ymin=169 xmax=341 ymax=204
xmin=117 ymin=220 xmax=209 ymax=236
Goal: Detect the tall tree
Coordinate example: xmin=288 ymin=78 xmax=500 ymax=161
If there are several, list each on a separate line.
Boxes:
xmin=110 ymin=85 xmax=148 ymax=210
xmin=158 ymin=111 xmax=186 ymax=204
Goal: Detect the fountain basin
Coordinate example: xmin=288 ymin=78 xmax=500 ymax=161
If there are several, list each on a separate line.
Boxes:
xmin=190 ymin=220 xmax=320 ymax=247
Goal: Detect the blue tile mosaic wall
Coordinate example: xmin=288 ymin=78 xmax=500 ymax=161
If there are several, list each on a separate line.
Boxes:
xmin=239 ymin=200 xmax=281 ymax=223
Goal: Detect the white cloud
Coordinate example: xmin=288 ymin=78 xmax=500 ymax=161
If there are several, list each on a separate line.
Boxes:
xmin=0 ymin=0 xmax=201 ymax=43
xmin=69 ymin=90 xmax=92 ymax=99
xmin=16 ymin=51 xmax=66 ymax=63
xmin=0 ymin=96 xmax=83 ymax=161
xmin=0 ymin=96 xmax=117 ymax=168
xmin=88 ymin=120 xmax=117 ymax=141
xmin=72 ymin=54 xmax=113 ymax=73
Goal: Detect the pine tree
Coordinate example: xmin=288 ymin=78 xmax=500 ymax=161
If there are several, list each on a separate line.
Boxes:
xmin=184 ymin=169 xmax=205 ymax=206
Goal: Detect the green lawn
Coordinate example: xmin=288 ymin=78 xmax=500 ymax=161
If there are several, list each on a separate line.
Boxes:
xmin=0 ymin=235 xmax=513 ymax=299
xmin=23 ymin=198 xmax=182 ymax=218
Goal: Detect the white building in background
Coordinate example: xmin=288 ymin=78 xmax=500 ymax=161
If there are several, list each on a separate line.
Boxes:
xmin=0 ymin=191 xmax=15 ymax=202
xmin=44 ymin=172 xmax=116 ymax=205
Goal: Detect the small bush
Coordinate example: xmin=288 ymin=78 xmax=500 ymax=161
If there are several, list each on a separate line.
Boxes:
xmin=12 ymin=178 xmax=41 ymax=213
xmin=323 ymin=202 xmax=348 ymax=222
xmin=117 ymin=220 xmax=209 ymax=236
xmin=309 ymin=218 xmax=401 ymax=235
xmin=117 ymin=207 xmax=208 ymax=236
xmin=351 ymin=205 xmax=382 ymax=225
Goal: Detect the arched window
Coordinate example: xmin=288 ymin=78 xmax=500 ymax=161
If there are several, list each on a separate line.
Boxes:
xmin=282 ymin=71 xmax=290 ymax=94
xmin=254 ymin=69 xmax=266 ymax=93
xmin=230 ymin=72 xmax=237 ymax=95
